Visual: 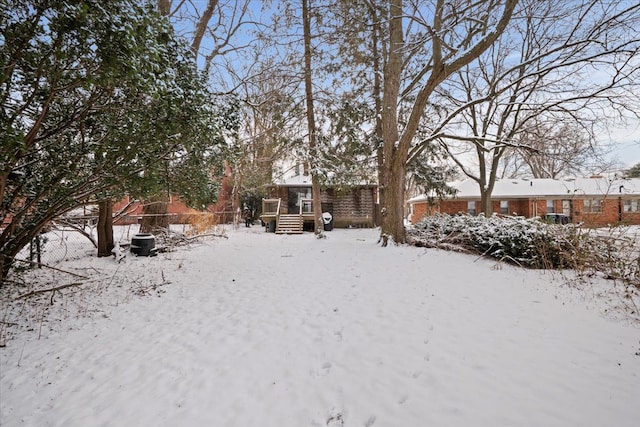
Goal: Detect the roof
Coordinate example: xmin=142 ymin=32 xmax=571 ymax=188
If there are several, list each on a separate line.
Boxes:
xmin=271 ymin=173 xmax=377 ymax=188
xmin=407 ymin=177 xmax=640 ymax=203
xmin=271 ymin=173 xmax=313 ymax=187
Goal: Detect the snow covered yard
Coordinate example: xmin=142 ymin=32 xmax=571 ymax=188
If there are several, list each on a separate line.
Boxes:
xmin=1 ymin=227 xmax=639 ymax=426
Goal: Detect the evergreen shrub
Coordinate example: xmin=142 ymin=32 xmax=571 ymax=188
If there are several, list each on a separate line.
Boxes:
xmin=408 ymin=213 xmax=603 ymax=270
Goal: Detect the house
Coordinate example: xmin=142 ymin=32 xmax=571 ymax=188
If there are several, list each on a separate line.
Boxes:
xmin=110 ymin=161 xmax=236 ymax=225
xmin=261 ymin=173 xmax=379 ymax=233
xmin=111 ymin=195 xmax=234 ymax=225
xmin=407 ymin=177 xmax=640 ymax=227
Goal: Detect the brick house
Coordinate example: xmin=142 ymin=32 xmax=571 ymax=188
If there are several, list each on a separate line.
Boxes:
xmin=110 ymin=162 xmax=236 ymax=225
xmin=407 ymin=177 xmax=640 ymax=227
xmin=111 ymin=195 xmax=234 ymax=225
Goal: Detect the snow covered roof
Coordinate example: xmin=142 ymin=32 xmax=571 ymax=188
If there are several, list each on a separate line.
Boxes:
xmin=271 ymin=173 xmax=313 ymax=186
xmin=271 ymin=173 xmax=377 ymax=187
xmin=408 ymin=177 xmax=640 ymax=203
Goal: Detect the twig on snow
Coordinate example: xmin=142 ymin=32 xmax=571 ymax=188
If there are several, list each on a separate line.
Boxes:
xmin=14 ymin=282 xmax=84 ymax=301
xmin=13 ymin=259 xmax=89 ymax=279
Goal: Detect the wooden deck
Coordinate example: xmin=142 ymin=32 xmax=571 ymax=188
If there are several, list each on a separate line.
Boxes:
xmin=261 ymin=198 xmax=315 ymax=234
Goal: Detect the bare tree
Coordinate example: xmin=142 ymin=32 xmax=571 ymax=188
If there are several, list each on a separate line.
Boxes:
xmin=377 ymin=0 xmax=518 ymax=244
xmin=510 ymin=117 xmax=616 ymax=179
xmin=432 ymin=0 xmax=640 ymax=215
xmin=231 ymin=52 xmax=310 ymax=220
xmin=157 ymin=0 xmax=252 ymax=73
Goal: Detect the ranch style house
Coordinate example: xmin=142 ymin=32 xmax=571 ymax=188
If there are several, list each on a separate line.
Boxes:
xmin=408 ymin=177 xmax=640 ymax=227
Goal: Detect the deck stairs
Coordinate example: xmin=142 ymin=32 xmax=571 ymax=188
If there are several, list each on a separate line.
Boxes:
xmin=276 ymin=214 xmax=303 ymax=234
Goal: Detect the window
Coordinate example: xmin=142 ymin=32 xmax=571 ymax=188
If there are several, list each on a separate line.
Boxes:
xmin=624 ymin=199 xmax=639 ymax=213
xmin=500 ymin=200 xmax=509 ymax=215
xmin=584 ymin=199 xmax=602 ymax=213
xmin=546 ymin=199 xmax=555 ymax=213
xmin=288 ymin=187 xmax=311 ymax=213
xmin=301 ymin=199 xmax=313 ymax=213
xmin=467 ymin=201 xmax=476 ymax=216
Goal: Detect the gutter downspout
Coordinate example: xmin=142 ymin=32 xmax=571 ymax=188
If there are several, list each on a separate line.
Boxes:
xmin=618 ymin=185 xmax=624 ymax=222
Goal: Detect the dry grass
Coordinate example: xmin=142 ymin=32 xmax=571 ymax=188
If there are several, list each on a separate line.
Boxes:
xmin=182 ymin=211 xmax=219 ymax=236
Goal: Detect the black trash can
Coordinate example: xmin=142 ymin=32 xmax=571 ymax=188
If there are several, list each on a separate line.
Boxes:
xmin=322 ymin=212 xmax=333 ymax=231
xmin=268 ymin=220 xmax=276 ymax=233
xmin=130 ymin=233 xmax=157 ymax=256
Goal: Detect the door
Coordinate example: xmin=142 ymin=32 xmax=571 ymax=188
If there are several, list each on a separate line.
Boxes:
xmin=288 ymin=187 xmax=311 ymax=214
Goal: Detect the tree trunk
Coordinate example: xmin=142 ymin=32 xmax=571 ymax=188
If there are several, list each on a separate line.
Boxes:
xmin=380 ymin=155 xmax=407 ymax=245
xmin=481 ymin=191 xmax=492 ymax=217
xmin=1 ymin=214 xmax=50 ymax=285
xmin=377 ymin=0 xmax=517 ymax=244
xmin=2 ymin=212 xmax=83 ymax=284
xmin=302 ymin=0 xmax=323 ymax=234
xmin=379 ymin=0 xmax=405 ymax=245
xmin=311 ymin=175 xmax=323 ymax=233
xmin=0 ymin=244 xmax=10 ymax=285
xmin=0 ymin=174 xmax=6 ymax=215
xmin=191 ymin=0 xmax=218 ymax=56
xmin=232 ymin=172 xmax=242 ymax=228
xmin=139 ymin=195 xmax=170 ymax=234
xmin=369 ymin=3 xmax=384 ymax=227
xmin=158 ymin=0 xmax=171 ymax=15
xmin=97 ymin=200 xmax=114 ymax=257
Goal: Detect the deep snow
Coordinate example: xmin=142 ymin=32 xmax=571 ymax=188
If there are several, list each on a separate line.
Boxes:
xmin=1 ymin=226 xmax=639 ymax=426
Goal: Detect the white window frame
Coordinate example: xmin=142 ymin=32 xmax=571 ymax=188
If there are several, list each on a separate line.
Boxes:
xmin=584 ymin=199 xmax=602 ymax=213
xmin=500 ymin=200 xmax=509 ymax=215
xmin=546 ymin=199 xmax=554 ymax=213
xmin=467 ymin=201 xmax=476 ymax=216
xmin=623 ymin=199 xmax=639 ymax=213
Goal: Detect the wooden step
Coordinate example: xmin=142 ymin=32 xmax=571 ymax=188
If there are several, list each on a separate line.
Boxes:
xmin=276 ymin=214 xmax=303 ymax=234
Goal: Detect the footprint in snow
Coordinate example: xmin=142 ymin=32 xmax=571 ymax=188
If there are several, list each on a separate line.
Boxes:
xmin=321 ymin=362 xmax=332 ymax=374
xmin=326 ymin=412 xmax=343 ymax=426
xmin=314 ymin=362 xmax=332 ymax=377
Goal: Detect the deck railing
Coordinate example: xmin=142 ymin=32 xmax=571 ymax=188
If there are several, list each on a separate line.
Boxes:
xmin=262 ymin=198 xmax=281 ymax=216
xmin=300 ymin=198 xmax=313 ymax=215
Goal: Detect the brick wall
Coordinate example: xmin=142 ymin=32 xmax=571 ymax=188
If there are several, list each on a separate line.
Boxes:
xmin=413 ymin=196 xmax=640 ymax=227
xmin=510 ymin=199 xmax=532 ymax=216
xmin=621 ymin=211 xmax=640 ymax=225
xmin=439 ymin=200 xmax=470 ymax=216
xmin=411 ymin=201 xmax=430 ymax=224
xmin=578 ymin=198 xmax=624 ymax=227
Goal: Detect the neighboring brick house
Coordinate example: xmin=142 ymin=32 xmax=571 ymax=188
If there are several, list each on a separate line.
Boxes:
xmin=111 ymin=162 xmax=236 ymax=225
xmin=111 ymin=195 xmax=231 ymax=225
xmin=408 ymin=177 xmax=640 ymax=227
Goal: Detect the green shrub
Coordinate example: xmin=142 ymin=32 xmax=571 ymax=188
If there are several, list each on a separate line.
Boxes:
xmin=408 ymin=214 xmax=604 ymax=270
